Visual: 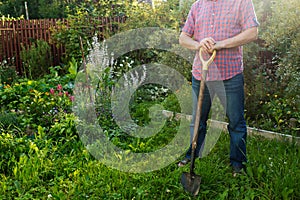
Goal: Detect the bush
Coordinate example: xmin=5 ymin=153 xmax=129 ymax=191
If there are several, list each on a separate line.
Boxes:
xmin=261 ymin=0 xmax=300 ymax=102
xmin=243 ymin=0 xmax=299 ymax=133
xmin=20 ymin=40 xmax=52 ymax=79
xmin=0 ymin=61 xmax=18 ymax=85
xmin=51 ymin=0 xmax=126 ymax=68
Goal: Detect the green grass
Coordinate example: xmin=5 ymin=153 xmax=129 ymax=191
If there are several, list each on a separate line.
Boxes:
xmin=0 ymin=131 xmax=299 ymax=200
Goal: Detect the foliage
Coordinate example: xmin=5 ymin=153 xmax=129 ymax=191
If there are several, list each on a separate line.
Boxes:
xmin=110 ymin=0 xmax=193 ymax=82
xmin=243 ymin=0 xmax=299 ymax=134
xmin=0 ymin=61 xmax=18 ymax=85
xmin=0 ymin=0 xmax=27 ymax=18
xmin=0 ymin=1 xmax=299 ymax=199
xmin=0 ymin=111 xmax=18 ymax=130
xmin=37 ymin=0 xmax=68 ymax=19
xmin=120 ymin=0 xmax=181 ymax=30
xmin=0 ymin=128 xmax=299 ymax=199
xmin=0 ymin=0 xmax=81 ymax=19
xmin=77 ymin=0 xmax=127 ymax=17
xmin=20 ymin=40 xmax=52 ymax=79
xmin=258 ymin=94 xmax=299 ymax=136
xmin=0 ymin=62 xmax=299 ymax=198
xmin=0 ymin=15 xmax=24 ymax=20
xmin=0 ymin=66 xmax=75 ymax=134
xmin=51 ymin=12 xmax=90 ymax=66
xmin=51 ymin=2 xmax=125 ymax=66
xmin=261 ymin=0 xmax=300 ymax=102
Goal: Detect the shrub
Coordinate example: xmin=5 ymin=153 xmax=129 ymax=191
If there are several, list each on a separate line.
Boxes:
xmin=0 ymin=61 xmax=18 ymax=85
xmin=261 ymin=0 xmax=300 ymax=102
xmin=20 ymin=40 xmax=52 ymax=79
xmin=243 ymin=0 xmax=300 ymax=133
xmin=51 ymin=0 xmax=126 ymax=68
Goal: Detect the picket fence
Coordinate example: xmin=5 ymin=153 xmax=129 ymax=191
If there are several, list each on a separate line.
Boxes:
xmin=0 ymin=17 xmax=126 ymax=74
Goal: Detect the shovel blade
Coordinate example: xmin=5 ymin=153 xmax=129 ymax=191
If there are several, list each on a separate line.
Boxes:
xmin=181 ymin=172 xmax=201 ymax=196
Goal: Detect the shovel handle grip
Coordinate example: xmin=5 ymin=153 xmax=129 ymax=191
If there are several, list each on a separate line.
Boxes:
xmin=199 ymin=48 xmax=216 ymax=70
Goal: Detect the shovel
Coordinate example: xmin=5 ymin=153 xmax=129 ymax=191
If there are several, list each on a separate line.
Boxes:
xmin=181 ymin=48 xmax=216 ymax=196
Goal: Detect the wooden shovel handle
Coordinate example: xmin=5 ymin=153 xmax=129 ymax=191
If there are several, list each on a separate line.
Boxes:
xmin=190 ymin=48 xmax=216 ymax=174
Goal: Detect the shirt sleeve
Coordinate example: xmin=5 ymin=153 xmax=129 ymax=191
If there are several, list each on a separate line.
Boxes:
xmin=239 ymin=0 xmax=260 ymax=30
xmin=182 ymin=4 xmax=196 ymax=36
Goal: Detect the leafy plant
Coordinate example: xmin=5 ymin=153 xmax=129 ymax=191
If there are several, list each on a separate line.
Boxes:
xmin=51 ymin=1 xmax=125 ymax=66
xmin=242 ymin=0 xmax=300 ymax=133
xmin=258 ymin=94 xmax=299 ymax=136
xmin=261 ymin=0 xmax=300 ymax=102
xmin=20 ymin=40 xmax=52 ymax=79
xmin=0 ymin=61 xmax=18 ymax=85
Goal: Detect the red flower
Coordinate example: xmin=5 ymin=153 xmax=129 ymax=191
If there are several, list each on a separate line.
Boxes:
xmin=57 ymin=84 xmax=63 ymax=91
xmin=69 ymin=96 xmax=75 ymax=102
xmin=50 ymin=88 xmax=55 ymax=95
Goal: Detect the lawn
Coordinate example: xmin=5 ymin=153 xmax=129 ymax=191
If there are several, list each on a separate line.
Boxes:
xmin=1 ymin=127 xmax=299 ymax=199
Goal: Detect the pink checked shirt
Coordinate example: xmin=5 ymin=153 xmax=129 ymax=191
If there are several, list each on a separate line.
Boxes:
xmin=182 ymin=0 xmax=259 ymax=81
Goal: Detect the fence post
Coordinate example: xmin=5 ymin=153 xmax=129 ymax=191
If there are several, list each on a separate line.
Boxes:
xmin=25 ymin=2 xmax=29 ymax=20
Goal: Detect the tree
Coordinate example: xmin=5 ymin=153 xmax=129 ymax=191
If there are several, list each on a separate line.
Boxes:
xmin=0 ymin=0 xmax=85 ymax=19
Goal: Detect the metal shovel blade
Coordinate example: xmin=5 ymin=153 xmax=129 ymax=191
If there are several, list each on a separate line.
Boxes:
xmin=180 ymin=172 xmax=201 ymax=196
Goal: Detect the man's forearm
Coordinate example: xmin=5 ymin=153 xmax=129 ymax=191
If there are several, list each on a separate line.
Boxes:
xmin=216 ymin=27 xmax=258 ymax=49
xmin=179 ymin=32 xmax=201 ymax=51
xmin=179 ymin=26 xmax=258 ymax=52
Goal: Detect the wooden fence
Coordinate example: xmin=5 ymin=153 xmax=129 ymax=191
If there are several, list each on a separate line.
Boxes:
xmin=0 ymin=17 xmax=126 ymax=75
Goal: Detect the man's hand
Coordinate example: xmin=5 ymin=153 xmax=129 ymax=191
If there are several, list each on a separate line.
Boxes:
xmin=211 ymin=41 xmax=225 ymax=52
xmin=179 ymin=33 xmax=217 ymax=52
xmin=199 ymin=37 xmax=216 ymax=53
xmin=179 ymin=27 xmax=258 ymax=53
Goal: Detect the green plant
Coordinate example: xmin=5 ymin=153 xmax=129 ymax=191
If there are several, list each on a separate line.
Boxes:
xmin=242 ymin=0 xmax=300 ymax=134
xmin=121 ymin=0 xmax=182 ymax=31
xmin=0 ymin=74 xmax=75 ymax=135
xmin=0 ymin=133 xmax=29 ymax=176
xmin=258 ymin=94 xmax=299 ymax=136
xmin=51 ymin=1 xmax=125 ymax=66
xmin=1 ymin=0 xmax=72 ymax=19
xmin=0 ymin=129 xmax=299 ymax=199
xmin=0 ymin=111 xmax=18 ymax=129
xmin=261 ymin=0 xmax=300 ymax=102
xmin=0 ymin=61 xmax=18 ymax=85
xmin=20 ymin=40 xmax=52 ymax=79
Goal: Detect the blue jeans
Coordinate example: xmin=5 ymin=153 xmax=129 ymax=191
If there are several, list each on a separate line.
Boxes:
xmin=185 ymin=73 xmax=247 ymax=169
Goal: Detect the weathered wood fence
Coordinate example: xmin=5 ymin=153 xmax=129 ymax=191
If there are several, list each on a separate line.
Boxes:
xmin=0 ymin=17 xmax=126 ymax=75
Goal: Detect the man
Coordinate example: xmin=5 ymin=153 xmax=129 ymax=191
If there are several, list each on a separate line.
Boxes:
xmin=178 ymin=0 xmax=259 ymax=175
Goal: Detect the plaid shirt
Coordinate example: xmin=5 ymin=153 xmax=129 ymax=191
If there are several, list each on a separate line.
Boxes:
xmin=182 ymin=0 xmax=259 ymax=81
